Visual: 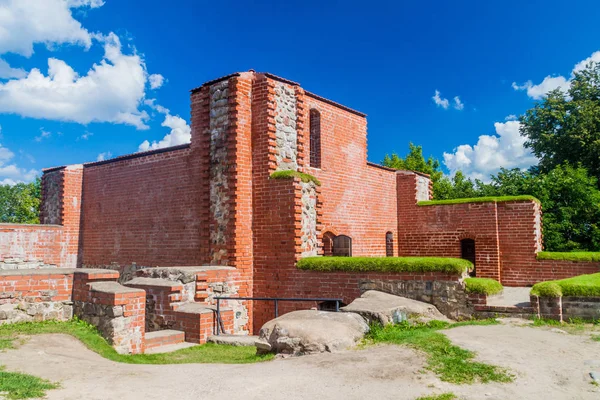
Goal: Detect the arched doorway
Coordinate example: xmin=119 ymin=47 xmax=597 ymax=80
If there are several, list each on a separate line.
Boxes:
xmin=461 ymin=239 xmax=476 ymax=276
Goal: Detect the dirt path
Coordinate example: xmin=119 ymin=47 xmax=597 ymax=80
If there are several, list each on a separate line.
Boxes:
xmin=0 ymin=324 xmax=599 ymax=400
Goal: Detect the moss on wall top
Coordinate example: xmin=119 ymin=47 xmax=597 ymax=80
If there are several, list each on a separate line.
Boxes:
xmin=297 ymin=256 xmax=471 ymax=275
xmin=269 ymin=170 xmax=321 ymax=186
xmin=531 ymin=273 xmax=600 ymax=297
xmin=464 ymin=277 xmax=503 ymax=295
xmin=418 ymin=195 xmax=540 ymax=206
xmin=536 ymin=251 xmax=600 ymax=262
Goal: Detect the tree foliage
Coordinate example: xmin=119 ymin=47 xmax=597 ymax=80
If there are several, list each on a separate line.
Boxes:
xmin=0 ymin=179 xmax=41 ymax=224
xmin=520 ymin=62 xmax=600 ymax=184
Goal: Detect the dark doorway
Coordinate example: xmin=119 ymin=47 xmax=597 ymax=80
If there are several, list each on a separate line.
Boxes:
xmin=461 ymin=239 xmax=476 ymax=276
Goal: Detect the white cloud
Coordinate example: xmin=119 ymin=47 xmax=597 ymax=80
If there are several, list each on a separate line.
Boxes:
xmin=453 ymin=96 xmax=464 ymax=110
xmin=443 ymin=120 xmax=538 ymax=181
xmin=432 ymin=90 xmax=449 ymax=109
xmin=79 ymin=131 xmax=93 ymax=140
xmin=505 ymin=114 xmax=518 ymax=121
xmin=512 ymin=50 xmax=600 ymax=99
xmin=96 ymin=151 xmax=112 ymax=161
xmin=0 ymin=143 xmax=37 ymax=185
xmin=0 ymin=0 xmax=101 ymax=58
xmin=0 ymin=58 xmax=26 ymax=79
xmin=148 ymin=74 xmax=164 ymax=89
xmin=138 ymin=112 xmax=191 ymax=152
xmin=34 ymin=128 xmax=51 ymax=142
xmin=0 ymin=33 xmax=151 ymax=129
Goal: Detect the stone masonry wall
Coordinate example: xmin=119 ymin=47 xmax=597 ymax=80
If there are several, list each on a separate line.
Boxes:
xmin=209 ymin=80 xmax=231 ymax=265
xmin=0 ymin=257 xmax=57 ymax=270
xmin=532 ymin=295 xmax=600 ymax=321
xmin=40 ymin=169 xmax=62 ymax=225
xmin=274 ymin=82 xmax=298 ymax=171
xmin=300 ymin=182 xmax=318 ymax=257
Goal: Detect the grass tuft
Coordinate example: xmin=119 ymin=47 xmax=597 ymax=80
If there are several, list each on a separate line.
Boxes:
xmin=416 ymin=393 xmax=457 ymax=400
xmin=297 ymin=256 xmax=471 ymax=275
xmin=0 ymin=366 xmax=59 ymax=399
xmin=0 ymin=319 xmax=273 ymax=365
xmin=464 ymin=278 xmax=503 ymax=295
xmin=269 ymin=170 xmax=321 ymax=186
xmin=536 ymin=251 xmax=600 ymax=262
xmin=531 ymin=273 xmax=600 ymax=297
xmin=366 ymin=321 xmax=512 ymax=384
xmin=418 ymin=195 xmax=540 ymax=206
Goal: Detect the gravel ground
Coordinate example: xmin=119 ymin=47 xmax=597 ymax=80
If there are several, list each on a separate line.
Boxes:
xmin=0 ymin=323 xmax=599 ymax=400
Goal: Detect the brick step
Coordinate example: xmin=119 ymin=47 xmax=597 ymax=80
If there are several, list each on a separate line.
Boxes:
xmin=173 ymin=303 xmax=234 ymax=343
xmin=144 ymin=329 xmax=185 ymax=350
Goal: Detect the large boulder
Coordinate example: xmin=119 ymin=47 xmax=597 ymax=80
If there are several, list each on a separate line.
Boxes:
xmin=258 ymin=310 xmax=369 ymax=355
xmin=341 ymin=290 xmax=451 ymax=325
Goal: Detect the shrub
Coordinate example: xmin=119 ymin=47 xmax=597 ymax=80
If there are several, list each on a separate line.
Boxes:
xmin=297 ymin=256 xmax=471 ymax=275
xmin=464 ymin=278 xmax=503 ymax=295
xmin=269 ymin=170 xmax=321 ymax=186
xmin=418 ymin=195 xmax=540 ymax=206
xmin=531 ymin=273 xmax=600 ymax=297
xmin=536 ymin=251 xmax=600 ymax=262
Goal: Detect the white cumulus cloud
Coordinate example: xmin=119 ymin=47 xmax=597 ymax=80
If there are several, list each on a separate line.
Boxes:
xmin=96 ymin=151 xmax=112 ymax=161
xmin=432 ymin=90 xmax=449 ymax=109
xmin=512 ymin=50 xmax=600 ymax=99
xmin=0 ymin=58 xmax=26 ymax=79
xmin=148 ymin=74 xmax=164 ymax=89
xmin=0 ymin=142 xmax=38 ymax=185
xmin=453 ymin=96 xmax=464 ymax=110
xmin=443 ymin=120 xmax=538 ymax=181
xmin=138 ymin=113 xmax=191 ymax=152
xmin=0 ymin=33 xmax=151 ymax=129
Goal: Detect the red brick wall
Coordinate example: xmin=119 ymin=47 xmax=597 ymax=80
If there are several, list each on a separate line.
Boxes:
xmin=0 ymin=271 xmax=73 ymax=304
xmin=0 ymin=224 xmax=64 ymax=266
xmin=80 ymin=146 xmax=205 ymax=267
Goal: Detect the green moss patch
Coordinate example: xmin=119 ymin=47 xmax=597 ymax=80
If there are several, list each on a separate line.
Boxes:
xmin=269 ymin=170 xmax=321 ymax=186
xmin=0 ymin=367 xmax=59 ymax=399
xmin=531 ymin=273 xmax=600 ymax=297
xmin=297 ymin=256 xmax=471 ymax=275
xmin=416 ymin=393 xmax=457 ymax=400
xmin=536 ymin=251 xmax=600 ymax=262
xmin=464 ymin=278 xmax=503 ymax=295
xmin=418 ymin=195 xmax=540 ymax=206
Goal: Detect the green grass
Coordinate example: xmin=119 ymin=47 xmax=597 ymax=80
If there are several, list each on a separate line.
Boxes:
xmin=0 ymin=319 xmax=273 ymax=365
xmin=0 ymin=367 xmax=59 ymax=399
xmin=536 ymin=251 xmax=600 ymax=262
xmin=418 ymin=195 xmax=540 ymax=206
xmin=530 ymin=273 xmax=600 ymax=297
xmin=297 ymin=256 xmax=472 ymax=275
xmin=464 ymin=278 xmax=503 ymax=295
xmin=416 ymin=393 xmax=457 ymax=400
xmin=269 ymin=170 xmax=321 ymax=186
xmin=366 ymin=320 xmax=512 ymax=384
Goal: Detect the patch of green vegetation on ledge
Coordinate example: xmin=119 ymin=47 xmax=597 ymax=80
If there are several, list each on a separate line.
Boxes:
xmin=464 ymin=277 xmax=503 ymax=295
xmin=531 ymin=273 xmax=600 ymax=297
xmin=536 ymin=251 xmax=600 ymax=262
xmin=418 ymin=195 xmax=540 ymax=206
xmin=269 ymin=170 xmax=321 ymax=186
xmin=297 ymin=256 xmax=471 ymax=274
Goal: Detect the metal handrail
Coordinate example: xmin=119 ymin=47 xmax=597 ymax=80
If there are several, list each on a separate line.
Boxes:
xmin=213 ymin=296 xmax=343 ymax=335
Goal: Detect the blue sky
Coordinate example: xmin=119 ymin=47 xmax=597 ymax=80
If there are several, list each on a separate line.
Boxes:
xmin=1 ymin=0 xmax=599 ymax=184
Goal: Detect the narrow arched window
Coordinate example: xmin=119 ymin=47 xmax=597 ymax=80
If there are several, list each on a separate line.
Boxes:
xmin=323 ymin=231 xmax=335 ymax=256
xmin=333 ymin=235 xmax=352 ymax=257
xmin=309 ymin=109 xmax=321 ymax=168
xmin=386 ymin=232 xmax=394 ymax=257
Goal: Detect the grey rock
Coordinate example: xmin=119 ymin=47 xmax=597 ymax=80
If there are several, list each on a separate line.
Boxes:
xmin=258 ymin=310 xmax=369 ymax=356
xmin=590 ymin=371 xmax=599 ymax=382
xmin=341 ymin=290 xmax=451 ymax=325
xmin=550 ymin=328 xmax=568 ymax=334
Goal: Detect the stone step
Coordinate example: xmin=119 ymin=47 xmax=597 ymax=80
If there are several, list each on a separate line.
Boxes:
xmin=207 ymin=334 xmax=260 ymax=347
xmin=124 ymin=277 xmax=184 ymax=288
xmin=144 ymin=341 xmax=197 ymax=354
xmin=144 ymin=329 xmax=185 ymax=350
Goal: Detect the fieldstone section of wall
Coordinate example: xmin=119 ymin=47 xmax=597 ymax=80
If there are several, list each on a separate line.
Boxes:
xmin=40 ymin=170 xmax=62 ymax=225
xmin=209 ymin=80 xmax=231 ymax=264
xmin=0 ymin=258 xmax=57 ymax=270
xmin=358 ymin=278 xmax=470 ymax=319
xmin=416 ymin=175 xmax=430 ymax=201
xmin=0 ymin=302 xmax=72 ymax=324
xmin=300 ymin=182 xmax=318 ymax=257
xmin=274 ymin=82 xmax=298 ymax=171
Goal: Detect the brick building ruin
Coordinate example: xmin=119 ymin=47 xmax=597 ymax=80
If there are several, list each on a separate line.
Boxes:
xmin=1 ymin=71 xmax=599 ymax=352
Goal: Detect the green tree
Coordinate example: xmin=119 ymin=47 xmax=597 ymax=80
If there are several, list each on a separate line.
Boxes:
xmin=479 ymin=165 xmax=600 ymax=251
xmin=0 ymin=178 xmax=41 ymax=224
xmin=520 ymin=62 xmax=600 ymax=184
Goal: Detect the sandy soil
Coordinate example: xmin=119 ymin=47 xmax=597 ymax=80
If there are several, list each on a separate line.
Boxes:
xmin=0 ymin=324 xmax=599 ymax=400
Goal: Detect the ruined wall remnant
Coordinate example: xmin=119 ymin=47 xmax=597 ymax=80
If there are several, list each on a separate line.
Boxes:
xmin=40 ymin=170 xmax=62 ymax=225
xmin=300 ymin=182 xmax=318 ymax=257
xmin=209 ymin=80 xmax=230 ymax=264
xmin=274 ymin=82 xmax=298 ymax=171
